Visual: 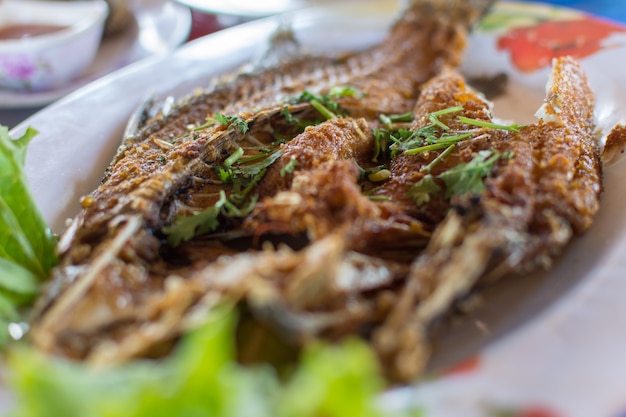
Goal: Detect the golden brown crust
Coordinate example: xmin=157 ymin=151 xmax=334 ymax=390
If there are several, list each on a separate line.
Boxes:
xmin=602 ymin=124 xmax=626 ymax=164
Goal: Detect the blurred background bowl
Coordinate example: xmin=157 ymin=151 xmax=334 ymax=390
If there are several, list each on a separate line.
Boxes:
xmin=0 ymin=0 xmax=108 ymax=92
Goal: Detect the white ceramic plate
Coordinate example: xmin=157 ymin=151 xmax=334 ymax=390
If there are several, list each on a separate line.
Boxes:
xmin=176 ymin=0 xmax=353 ymax=18
xmin=13 ymin=2 xmax=626 ymax=416
xmin=0 ymin=1 xmax=191 ymax=109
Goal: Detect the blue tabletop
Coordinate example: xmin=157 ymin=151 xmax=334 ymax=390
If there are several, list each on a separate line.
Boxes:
xmin=515 ymin=0 xmax=626 ymax=24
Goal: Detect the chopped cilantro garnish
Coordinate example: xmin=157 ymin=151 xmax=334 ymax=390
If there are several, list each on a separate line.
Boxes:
xmin=439 ymin=150 xmax=507 ymax=198
xmin=380 ymin=112 xmax=413 ymax=129
xmin=223 ymin=147 xmax=245 ymax=168
xmin=292 ymin=90 xmax=347 ymax=119
xmin=367 ymin=195 xmax=391 ymax=201
xmin=281 ymin=105 xmax=299 ymax=125
xmin=372 ymin=129 xmax=390 ymax=163
xmin=161 ymin=191 xmax=228 ymax=246
xmin=403 ymin=132 xmax=473 ymax=156
xmin=280 ymin=157 xmax=299 ymax=177
xmin=408 ymin=150 xmax=513 ymax=205
xmin=198 ymin=114 xmax=250 ymax=133
xmin=328 ymin=85 xmax=364 ymax=98
xmin=374 ymin=106 xmax=522 ymax=164
xmin=163 ymin=149 xmax=284 ymax=246
xmin=310 ymin=99 xmax=337 ymax=120
xmin=284 ymin=86 xmax=363 ymax=125
xmin=458 ymin=116 xmax=523 ymax=132
xmin=407 ymin=173 xmax=441 ymax=205
xmin=235 ymin=150 xmax=283 ymax=178
xmin=427 ymin=106 xmax=463 ymax=130
xmin=374 ymin=107 xmax=461 ymax=160
xmin=422 ymin=144 xmax=456 ymax=173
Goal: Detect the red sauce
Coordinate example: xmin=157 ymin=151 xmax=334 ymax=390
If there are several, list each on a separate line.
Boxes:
xmin=0 ymin=24 xmax=68 ymax=40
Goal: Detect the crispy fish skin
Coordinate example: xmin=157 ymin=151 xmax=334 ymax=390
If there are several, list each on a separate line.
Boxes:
xmin=373 ymin=65 xmax=496 ymax=226
xmin=253 ymin=117 xmax=373 ymax=198
xmin=29 ymin=0 xmax=489 ymax=360
xmin=66 ymin=0 xmax=479 ymax=247
xmin=374 ymin=56 xmax=602 ymax=382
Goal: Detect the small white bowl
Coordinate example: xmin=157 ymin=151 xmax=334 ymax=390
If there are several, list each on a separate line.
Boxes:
xmin=0 ymin=0 xmax=109 ymax=92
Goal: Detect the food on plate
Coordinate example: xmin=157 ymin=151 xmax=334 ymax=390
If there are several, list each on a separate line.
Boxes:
xmin=26 ymin=0 xmax=616 ymax=384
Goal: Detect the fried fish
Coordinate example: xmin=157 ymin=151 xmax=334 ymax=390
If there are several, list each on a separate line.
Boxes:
xmin=29 ymin=0 xmax=613 ymax=383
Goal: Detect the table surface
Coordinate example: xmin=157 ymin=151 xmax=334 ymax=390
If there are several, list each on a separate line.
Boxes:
xmin=0 ymin=0 xmax=624 ymax=130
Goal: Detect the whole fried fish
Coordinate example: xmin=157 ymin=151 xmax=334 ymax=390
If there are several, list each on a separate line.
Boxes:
xmin=374 ymin=57 xmax=602 ymax=381
xmin=28 ymin=0 xmax=611 ymax=384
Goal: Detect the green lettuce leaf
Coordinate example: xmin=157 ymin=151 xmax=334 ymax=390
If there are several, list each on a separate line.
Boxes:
xmin=6 ymin=309 xmax=422 ymax=417
xmin=0 ymin=125 xmax=58 ymax=344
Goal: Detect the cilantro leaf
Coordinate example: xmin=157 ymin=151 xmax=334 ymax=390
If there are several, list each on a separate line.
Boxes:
xmin=408 ymin=150 xmax=512 ymax=205
xmin=439 ymin=150 xmax=502 ymax=198
xmin=205 ymin=114 xmax=250 ymax=133
xmin=162 ymin=150 xmax=284 ymax=246
xmin=328 ymin=85 xmax=364 ymax=99
xmin=280 ymin=157 xmax=299 ymax=177
xmin=234 ymin=150 xmax=283 ymax=178
xmin=372 ymin=129 xmax=390 ymax=163
xmin=457 ymin=116 xmax=523 ymax=132
xmin=379 ymin=112 xmax=413 ymax=129
xmin=407 ymin=174 xmax=442 ymax=205
xmin=162 ymin=191 xmax=228 ymax=246
xmin=281 ymin=105 xmax=299 ymax=125
xmin=376 ymin=106 xmax=465 ymax=160
xmin=292 ymin=90 xmax=346 ymax=119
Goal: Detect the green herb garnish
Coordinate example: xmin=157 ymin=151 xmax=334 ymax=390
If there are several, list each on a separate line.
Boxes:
xmin=284 ymin=86 xmax=363 ymax=125
xmin=163 ymin=148 xmax=283 ymax=245
xmin=280 ymin=157 xmax=299 ymax=177
xmin=439 ymin=150 xmax=510 ymax=198
xmin=0 ymin=125 xmax=58 ymax=344
xmin=281 ymin=105 xmax=299 ymax=125
xmin=367 ymin=195 xmax=391 ymax=201
xmin=328 ymin=85 xmax=364 ymax=99
xmin=458 ymin=116 xmax=523 ymax=132
xmin=408 ymin=150 xmax=513 ymax=204
xmin=407 ymin=173 xmax=441 ymax=205
xmin=380 ymin=112 xmax=413 ymax=129
xmin=292 ymin=90 xmax=347 ymax=119
xmin=427 ymin=106 xmax=463 ymax=130
xmin=422 ymin=144 xmax=456 ymax=173
xmin=403 ymin=132 xmax=473 ymax=156
xmin=162 ymin=191 xmax=228 ymax=246
xmin=373 ymin=106 xmax=465 ymax=160
xmin=199 ymin=113 xmax=250 ymax=133
xmin=372 ymin=129 xmax=390 ymax=163
xmin=223 ymin=147 xmax=245 ymax=168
